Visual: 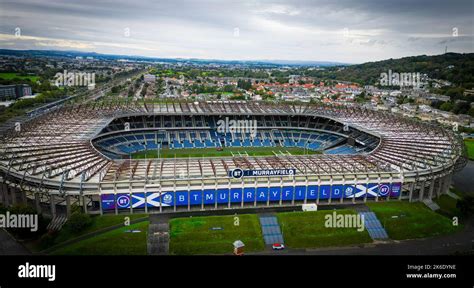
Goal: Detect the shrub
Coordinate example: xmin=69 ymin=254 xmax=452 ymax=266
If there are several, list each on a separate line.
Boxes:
xmin=64 ymin=212 xmax=92 ymax=233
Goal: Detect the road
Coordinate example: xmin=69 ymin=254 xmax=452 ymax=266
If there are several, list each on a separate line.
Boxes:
xmin=0 ymin=229 xmax=30 ymax=255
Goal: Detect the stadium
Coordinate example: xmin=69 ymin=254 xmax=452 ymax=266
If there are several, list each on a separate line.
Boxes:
xmin=0 ymin=101 xmax=468 ymax=216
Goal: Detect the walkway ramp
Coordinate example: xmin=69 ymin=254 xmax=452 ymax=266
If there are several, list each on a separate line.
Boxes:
xmin=359 ymin=212 xmax=389 ymax=240
xmin=422 ymin=199 xmax=440 ymax=211
xmin=259 ymin=215 xmax=284 ymax=245
xmin=47 ymin=215 xmax=68 ymax=232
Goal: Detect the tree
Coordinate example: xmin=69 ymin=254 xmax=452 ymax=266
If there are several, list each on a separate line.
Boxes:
xmin=440 ymin=102 xmax=454 ymax=111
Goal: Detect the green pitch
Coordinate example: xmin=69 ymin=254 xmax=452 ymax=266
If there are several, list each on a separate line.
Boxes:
xmin=0 ymin=72 xmax=39 ymax=82
xmin=169 ymin=214 xmax=264 ymax=255
xmin=132 ymin=146 xmax=321 ymax=159
xmin=51 ymin=221 xmax=149 ymax=255
xmin=367 ymin=202 xmax=461 ymax=240
xmin=277 ymin=209 xmax=372 ymax=249
xmin=464 ymin=139 xmax=474 ymax=160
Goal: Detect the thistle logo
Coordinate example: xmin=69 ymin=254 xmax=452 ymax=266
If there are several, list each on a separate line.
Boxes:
xmin=344 ymin=186 xmax=354 ymax=197
xmin=162 ymin=194 xmax=173 ymax=204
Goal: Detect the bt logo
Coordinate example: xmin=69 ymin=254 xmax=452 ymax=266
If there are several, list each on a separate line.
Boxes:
xmin=231 ymin=168 xmax=244 ymax=179
xmin=379 ymin=185 xmax=390 ymax=196
xmin=116 ymin=195 xmax=130 ymax=208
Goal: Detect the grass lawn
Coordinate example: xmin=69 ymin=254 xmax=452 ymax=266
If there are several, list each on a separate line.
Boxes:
xmin=367 ymin=202 xmax=461 ymax=240
xmin=0 ymin=72 xmax=39 ymax=82
xmin=132 ymin=147 xmax=321 ymax=159
xmin=464 ymin=139 xmax=474 ymax=160
xmin=51 ymin=221 xmax=149 ymax=255
xmin=277 ymin=209 xmax=372 ymax=249
xmin=434 ymin=195 xmax=462 ymax=218
xmin=169 ymin=214 xmax=264 ymax=255
xmin=52 ymin=214 xmax=148 ymax=246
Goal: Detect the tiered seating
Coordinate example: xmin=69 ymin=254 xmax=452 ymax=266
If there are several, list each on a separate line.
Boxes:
xmin=325 ymin=145 xmax=358 ymax=155
xmin=94 ymin=127 xmax=361 ymax=157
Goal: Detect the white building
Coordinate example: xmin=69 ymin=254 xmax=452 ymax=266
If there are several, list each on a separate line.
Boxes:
xmin=144 ymin=74 xmax=156 ymax=83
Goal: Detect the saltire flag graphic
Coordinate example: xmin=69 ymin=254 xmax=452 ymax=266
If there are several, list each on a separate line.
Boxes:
xmin=130 ymin=192 xmax=174 ymax=208
xmin=344 ymin=183 xmax=401 ymax=198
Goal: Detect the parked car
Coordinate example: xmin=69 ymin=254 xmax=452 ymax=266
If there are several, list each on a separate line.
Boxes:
xmin=272 ymin=243 xmax=285 ymax=250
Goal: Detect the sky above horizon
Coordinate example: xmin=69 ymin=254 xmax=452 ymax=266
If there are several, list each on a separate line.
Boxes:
xmin=0 ymin=0 xmax=473 ymax=63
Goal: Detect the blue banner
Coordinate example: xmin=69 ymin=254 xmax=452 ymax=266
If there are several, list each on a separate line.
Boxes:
xmin=216 ymin=189 xmax=229 ymax=204
xmin=101 ymin=194 xmax=115 ymax=210
xmin=116 ymin=194 xmax=131 ymax=209
xmin=101 ymin=182 xmax=404 ymax=210
xmin=190 ymin=190 xmax=202 ymax=205
xmin=319 ymin=185 xmax=330 ymax=199
xmin=391 ymin=183 xmax=401 ymax=197
xmin=294 ymin=186 xmax=306 ymax=200
xmin=281 ymin=186 xmax=293 ymax=201
xmin=306 ymin=186 xmax=318 ymax=200
xmin=269 ymin=187 xmax=281 ymax=201
xmin=175 ymin=191 xmax=188 ymax=206
xmin=131 ymin=193 xmax=146 ymax=208
xmin=203 ymin=189 xmax=215 ymax=205
xmin=159 ymin=192 xmax=174 ymax=207
xmin=331 ymin=185 xmax=344 ymax=199
xmin=243 ymin=187 xmax=255 ymax=202
xmin=230 ymin=188 xmax=242 ymax=203
xmin=256 ymin=187 xmax=268 ymax=202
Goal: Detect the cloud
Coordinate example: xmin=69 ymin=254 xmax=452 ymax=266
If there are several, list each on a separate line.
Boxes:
xmin=0 ymin=0 xmax=472 ymax=63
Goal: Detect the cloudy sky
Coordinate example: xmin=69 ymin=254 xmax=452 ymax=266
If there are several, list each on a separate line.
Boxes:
xmin=0 ymin=0 xmax=473 ymax=63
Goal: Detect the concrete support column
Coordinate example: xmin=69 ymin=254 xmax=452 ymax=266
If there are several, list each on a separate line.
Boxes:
xmin=35 ymin=193 xmax=41 ymax=213
xmin=443 ymin=174 xmax=452 ymax=195
xmin=409 ymin=182 xmax=415 ymax=202
xmin=50 ymin=194 xmax=56 ymax=217
xmin=9 ymin=187 xmax=17 ymax=205
xmin=0 ymin=184 xmax=6 ymax=206
xmin=435 ymin=178 xmax=443 ymax=198
xmin=83 ymin=196 xmax=88 ymax=214
xmin=419 ymin=181 xmax=426 ymax=201
xmin=428 ymin=180 xmax=435 ymax=200
xmin=66 ymin=195 xmax=71 ymax=218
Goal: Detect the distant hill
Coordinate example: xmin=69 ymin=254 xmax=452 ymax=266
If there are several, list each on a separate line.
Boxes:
xmin=0 ymin=49 xmax=346 ymax=67
xmin=322 ymin=53 xmax=474 ymax=88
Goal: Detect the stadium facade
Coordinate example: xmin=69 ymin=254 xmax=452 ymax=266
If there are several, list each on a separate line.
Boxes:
xmin=0 ymin=101 xmax=467 ymax=216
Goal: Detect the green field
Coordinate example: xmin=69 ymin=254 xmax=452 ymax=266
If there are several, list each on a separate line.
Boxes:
xmin=52 ymin=221 xmax=149 ymax=255
xmin=51 ymin=214 xmax=148 ymax=246
xmin=132 ymin=146 xmax=320 ymax=159
xmin=169 ymin=214 xmax=264 ymax=255
xmin=464 ymin=139 xmax=474 ymax=160
xmin=0 ymin=72 xmax=39 ymax=82
xmin=367 ymin=202 xmax=461 ymax=240
xmin=277 ymin=210 xmax=372 ymax=249
xmin=434 ymin=195 xmax=462 ymax=217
